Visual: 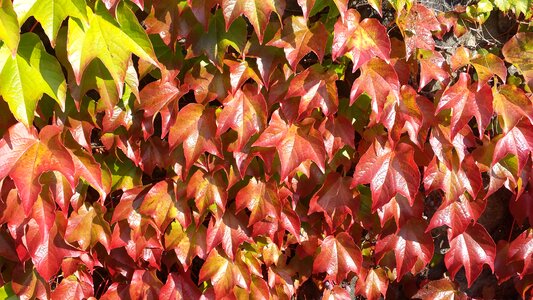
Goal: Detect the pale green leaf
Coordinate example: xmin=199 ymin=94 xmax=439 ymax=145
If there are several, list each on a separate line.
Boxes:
xmin=0 ymin=33 xmax=66 ymax=126
xmin=0 ymin=0 xmax=20 ymax=55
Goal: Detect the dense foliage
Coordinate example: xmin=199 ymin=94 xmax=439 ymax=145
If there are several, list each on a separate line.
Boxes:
xmin=0 ymin=0 xmax=532 ymax=299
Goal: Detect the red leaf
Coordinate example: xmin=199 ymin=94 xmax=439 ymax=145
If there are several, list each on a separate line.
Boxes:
xmin=159 ymin=272 xmax=202 ymax=300
xmin=350 ymin=58 xmax=400 ymax=122
xmin=0 ymin=124 xmax=75 ymax=214
xmin=352 ymin=140 xmax=420 ymax=211
xmin=206 ymin=209 xmax=252 ymax=260
xmin=417 ymin=49 xmax=449 ymax=91
xmin=377 ymin=194 xmax=424 ymax=228
xmin=444 ymin=223 xmax=496 ymax=287
xmin=168 ymin=103 xmax=221 ymax=170
xmin=428 ymin=194 xmax=486 ymax=238
xmin=313 ymin=232 xmax=362 ymax=283
xmin=436 ymin=73 xmax=493 ymax=138
xmin=51 ymin=275 xmax=93 ymax=299
xmin=355 ymin=267 xmax=388 ymax=300
xmin=308 ymin=173 xmax=357 ymax=231
xmin=187 ymin=169 xmax=227 ymax=219
xmin=332 ymin=9 xmax=390 ymax=71
xmin=285 ymin=64 xmax=339 ymax=118
xmin=508 ymin=229 xmax=533 ymax=278
xmin=235 ymin=177 xmax=281 ymax=226
xmin=217 ymin=84 xmax=268 ymax=152
xmin=492 ymin=121 xmax=533 ymax=175
xmin=165 ymin=221 xmax=207 ymax=271
xmin=252 ymin=110 xmax=326 ymax=180
xmin=397 ymin=4 xmax=440 ymax=59
xmin=268 ymin=16 xmax=328 ymax=70
xmin=323 ymin=286 xmax=351 ymax=300
xmin=375 ymin=219 xmax=434 ymax=280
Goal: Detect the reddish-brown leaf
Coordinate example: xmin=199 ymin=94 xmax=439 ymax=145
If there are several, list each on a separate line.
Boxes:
xmin=159 ymin=272 xmax=202 ymax=300
xmin=199 ymin=248 xmax=251 ymax=298
xmin=352 ymin=140 xmax=420 ymax=211
xmin=355 ymin=267 xmax=388 ymax=300
xmin=235 ymin=177 xmax=281 ymax=226
xmin=508 ymin=229 xmax=533 ymax=278
xmin=444 ymin=223 xmax=496 ymax=287
xmin=413 ymin=277 xmax=467 ymax=300
xmin=397 ymin=4 xmax=440 ymax=59
xmin=187 ymin=169 xmax=227 ymax=219
xmin=206 ymin=209 xmax=252 ymax=260
xmin=375 ymin=219 xmax=434 ymax=280
xmin=313 ymin=232 xmax=362 ymax=283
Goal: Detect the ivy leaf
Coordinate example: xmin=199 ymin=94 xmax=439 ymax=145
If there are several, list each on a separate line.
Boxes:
xmin=50 ymin=275 xmax=93 ymax=299
xmin=217 ymin=84 xmax=268 ymax=152
xmin=164 ymin=221 xmax=207 ymax=271
xmin=221 ymin=0 xmax=284 ymax=43
xmin=0 ymin=33 xmax=66 ymax=127
xmin=206 ymin=209 xmax=252 ymax=260
xmin=508 ymin=229 xmax=533 ymax=277
xmin=65 ymin=203 xmax=112 ymax=252
xmin=13 ymin=0 xmax=87 ymax=45
xmin=138 ymin=79 xmax=186 ymax=120
xmin=67 ymin=1 xmax=157 ymax=95
xmin=397 ymin=3 xmax=440 ymax=59
xmin=352 ymin=140 xmax=420 ymax=211
xmin=252 ymin=110 xmax=326 ymax=181
xmin=428 ymin=194 xmax=486 ymax=238
xmin=186 ymin=10 xmax=247 ymax=69
xmin=436 ymin=72 xmax=493 ymax=138
xmin=424 ymin=155 xmax=482 ymax=203
xmin=413 ymin=278 xmax=467 ymax=300
xmin=308 ymin=173 xmax=357 ymax=231
xmin=502 ymin=32 xmax=533 ymax=89
xmin=285 ymin=64 xmax=339 ymax=118
xmin=492 ymin=121 xmax=533 ymax=175
xmin=493 ymin=84 xmax=533 ymax=133
xmin=417 ymin=49 xmax=449 ymax=91
xmin=332 ymin=9 xmax=390 ymax=72
xmin=313 ymin=232 xmax=362 ymax=283
xmin=445 ymin=223 xmax=496 ymax=288
xmin=0 ymin=0 xmax=20 ymax=55
xmin=235 ymin=177 xmax=281 ymax=227
xmin=187 ymin=169 xmax=227 ymax=219
xmin=168 ymin=103 xmax=221 ymax=170
xmin=354 ymin=267 xmax=388 ymax=300
xmin=160 ymin=272 xmax=202 ymax=300
xmin=375 ymin=219 xmax=434 ymax=280
xmin=199 ymin=248 xmax=251 ymax=298
xmin=350 ymin=58 xmax=400 ymax=122
xmin=0 ymin=124 xmax=75 ymax=214
xmin=268 ymin=16 xmax=328 ymax=70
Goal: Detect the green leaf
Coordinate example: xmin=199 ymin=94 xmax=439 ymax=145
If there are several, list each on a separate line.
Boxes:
xmin=0 ymin=283 xmax=17 ymax=300
xmin=0 ymin=0 xmax=20 ymax=55
xmin=0 ymin=33 xmax=66 ymax=127
xmin=67 ymin=1 xmax=157 ymax=96
xmin=13 ymin=0 xmax=87 ymax=45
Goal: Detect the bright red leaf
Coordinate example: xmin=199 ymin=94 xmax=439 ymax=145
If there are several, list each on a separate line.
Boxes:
xmin=313 ymin=232 xmax=362 ymax=283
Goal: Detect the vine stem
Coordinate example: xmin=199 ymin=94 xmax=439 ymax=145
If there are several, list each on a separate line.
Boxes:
xmin=507 ymin=218 xmax=516 ymax=242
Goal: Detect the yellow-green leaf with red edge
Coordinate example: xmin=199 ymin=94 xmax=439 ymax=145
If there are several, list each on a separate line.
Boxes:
xmin=350 ymin=58 xmax=400 ymax=123
xmin=503 ymin=32 xmax=533 ymax=89
xmin=199 ymin=248 xmax=251 ymax=298
xmin=221 ymin=0 xmax=284 ymax=43
xmin=397 ymin=3 xmax=440 ymax=59
xmin=436 ymin=72 xmax=494 ymax=138
xmin=355 ymin=267 xmax=389 ymax=300
xmin=444 ymin=223 xmax=496 ymax=288
xmin=0 ymin=123 xmax=75 ymax=215
xmin=413 ymin=277 xmax=467 ymax=300
xmin=187 ymin=169 xmax=227 ymax=220
xmin=492 ymin=120 xmax=533 ymax=175
xmin=424 ymin=155 xmax=482 ymax=203
xmin=332 ymin=9 xmax=391 ymax=72
xmin=493 ymin=84 xmax=533 ymax=133
xmin=65 ymin=203 xmax=112 ymax=252
xmin=313 ymin=232 xmax=362 ymax=283
xmin=66 ymin=1 xmax=158 ymax=96
xmin=308 ymin=172 xmax=357 ymax=231
xmin=285 ymin=64 xmax=339 ymax=118
xmin=235 ymin=177 xmax=281 ymax=227
xmin=164 ymin=221 xmax=207 ymax=271
xmin=206 ymin=209 xmax=252 ymax=260
xmin=0 ymin=33 xmax=67 ymax=127
xmin=268 ymin=16 xmax=328 ymax=70
xmin=352 ymin=140 xmax=420 ymax=211
xmin=217 ymin=83 xmax=268 ymax=152
xmin=168 ymin=103 xmax=222 ymax=171
xmin=451 ymin=47 xmax=507 ymax=90
xmin=13 ymin=0 xmax=87 ymax=46
xmin=252 ymin=109 xmax=326 ymax=181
